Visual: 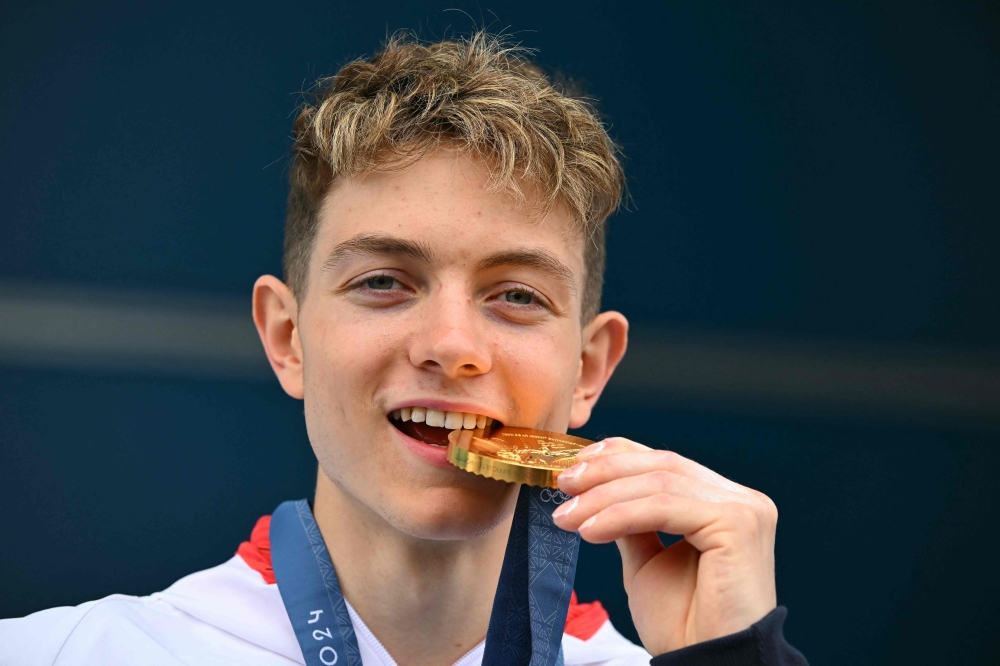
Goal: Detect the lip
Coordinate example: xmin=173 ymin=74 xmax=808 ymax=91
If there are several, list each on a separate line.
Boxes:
xmin=389 ymin=420 xmax=458 ymax=469
xmin=384 ymin=399 xmax=504 ymax=423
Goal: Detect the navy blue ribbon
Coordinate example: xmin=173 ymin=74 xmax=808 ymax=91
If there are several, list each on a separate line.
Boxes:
xmin=270 ymin=485 xmax=580 ymax=666
xmin=270 ymin=499 xmax=362 ymax=666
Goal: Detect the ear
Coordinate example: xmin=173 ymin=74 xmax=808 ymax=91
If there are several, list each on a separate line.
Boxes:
xmin=568 ymin=311 xmax=629 ymax=429
xmin=252 ymin=275 xmax=304 ymax=400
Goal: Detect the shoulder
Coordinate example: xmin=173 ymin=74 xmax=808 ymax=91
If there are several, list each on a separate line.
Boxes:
xmin=0 ymin=555 xmax=299 ymax=666
xmin=0 ymin=592 xmax=186 ymax=666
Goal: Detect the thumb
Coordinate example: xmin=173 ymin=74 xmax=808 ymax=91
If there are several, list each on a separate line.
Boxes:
xmin=616 ymin=532 xmax=665 ymax=589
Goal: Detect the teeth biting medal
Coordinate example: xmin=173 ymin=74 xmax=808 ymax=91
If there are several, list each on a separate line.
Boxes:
xmin=447 ymin=426 xmax=592 ymax=488
xmin=389 ymin=407 xmax=591 ymax=487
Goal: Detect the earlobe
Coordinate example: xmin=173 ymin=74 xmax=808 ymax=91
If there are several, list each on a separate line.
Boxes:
xmin=568 ymin=311 xmax=629 ymax=429
xmin=252 ymin=275 xmax=305 ymax=400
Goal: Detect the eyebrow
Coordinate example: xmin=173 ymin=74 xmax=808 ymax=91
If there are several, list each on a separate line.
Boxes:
xmin=321 ymin=233 xmax=434 ymax=273
xmin=476 ymin=249 xmax=577 ymax=294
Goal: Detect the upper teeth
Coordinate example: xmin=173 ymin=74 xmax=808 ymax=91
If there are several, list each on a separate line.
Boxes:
xmin=391 ymin=408 xmax=492 ymax=430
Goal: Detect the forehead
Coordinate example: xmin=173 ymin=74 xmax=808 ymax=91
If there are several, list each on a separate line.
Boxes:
xmin=312 ymin=152 xmax=585 ymax=276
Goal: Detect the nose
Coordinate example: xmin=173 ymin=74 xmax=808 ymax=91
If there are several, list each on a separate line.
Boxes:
xmin=409 ymin=286 xmax=492 ymax=379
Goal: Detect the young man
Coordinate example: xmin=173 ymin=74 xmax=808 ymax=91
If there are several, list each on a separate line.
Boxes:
xmin=1 ymin=33 xmax=807 ymax=666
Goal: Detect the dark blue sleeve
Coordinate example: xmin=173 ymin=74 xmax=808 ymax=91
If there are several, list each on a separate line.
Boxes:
xmin=648 ymin=607 xmax=808 ymax=666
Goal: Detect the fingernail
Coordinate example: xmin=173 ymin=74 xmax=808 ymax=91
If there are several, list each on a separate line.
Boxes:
xmin=580 ymin=515 xmax=596 ymax=530
xmin=577 ymin=440 xmax=606 ymax=459
xmin=552 ymin=496 xmax=578 ymax=519
xmin=560 ymin=461 xmax=587 ymax=481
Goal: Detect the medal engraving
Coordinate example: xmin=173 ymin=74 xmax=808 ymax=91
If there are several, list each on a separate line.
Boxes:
xmin=446 ymin=427 xmax=592 ymax=487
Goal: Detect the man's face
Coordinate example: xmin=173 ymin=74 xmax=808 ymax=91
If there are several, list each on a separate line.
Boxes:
xmin=296 ymin=152 xmax=590 ymax=540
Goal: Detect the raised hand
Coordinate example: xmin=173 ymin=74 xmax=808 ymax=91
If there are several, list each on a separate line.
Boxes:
xmin=553 ymin=437 xmax=778 ymax=656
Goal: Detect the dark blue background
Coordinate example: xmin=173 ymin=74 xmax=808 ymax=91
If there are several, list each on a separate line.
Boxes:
xmin=2 ymin=1 xmax=998 ymax=664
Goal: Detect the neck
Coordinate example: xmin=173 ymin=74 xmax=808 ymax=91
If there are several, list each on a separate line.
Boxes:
xmin=312 ymin=469 xmax=512 ymax=666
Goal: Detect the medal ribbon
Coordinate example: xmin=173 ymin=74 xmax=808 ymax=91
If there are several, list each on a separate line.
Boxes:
xmin=270 ymin=485 xmax=580 ymax=666
xmin=270 ymin=499 xmax=362 ymax=666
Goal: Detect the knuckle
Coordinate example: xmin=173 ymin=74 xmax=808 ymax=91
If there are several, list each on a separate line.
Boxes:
xmin=656 ymin=449 xmax=680 ymax=468
xmin=652 ymin=493 xmax=673 ymax=510
xmin=760 ymin=495 xmax=779 ymax=524
xmin=584 ymin=455 xmax=608 ymax=476
xmin=728 ymin=503 xmax=761 ymax=530
xmin=746 ymin=489 xmax=778 ymax=522
xmin=628 ymin=438 xmax=652 ymax=452
xmin=651 ymin=470 xmax=675 ymax=488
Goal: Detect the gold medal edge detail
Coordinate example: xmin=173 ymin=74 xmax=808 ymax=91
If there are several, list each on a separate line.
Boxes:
xmin=447 ymin=443 xmax=560 ymax=488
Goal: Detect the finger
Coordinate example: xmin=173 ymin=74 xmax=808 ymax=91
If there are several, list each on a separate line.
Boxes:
xmin=575 ymin=436 xmax=650 ymax=460
xmin=552 ymin=469 xmax=753 ymax=532
xmin=558 ymin=450 xmax=749 ymax=497
xmin=616 ymin=532 xmax=667 ymax=583
xmin=577 ymin=440 xmax=751 ymax=495
xmin=575 ymin=493 xmax=743 ymax=546
xmin=617 ymin=534 xmax=701 ymax=594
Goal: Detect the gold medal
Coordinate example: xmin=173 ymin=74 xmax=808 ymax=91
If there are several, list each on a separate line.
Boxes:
xmin=447 ymin=427 xmax=592 ymax=488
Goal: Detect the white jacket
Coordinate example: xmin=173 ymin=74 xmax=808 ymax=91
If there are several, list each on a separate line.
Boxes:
xmin=0 ymin=517 xmax=650 ymax=666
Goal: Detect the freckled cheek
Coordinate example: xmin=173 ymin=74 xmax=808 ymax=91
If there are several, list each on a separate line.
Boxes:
xmin=493 ymin=334 xmax=579 ymax=425
xmin=308 ymin=317 xmax=399 ymax=402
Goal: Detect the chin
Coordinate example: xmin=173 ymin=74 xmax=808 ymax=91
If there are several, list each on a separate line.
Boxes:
xmin=380 ymin=484 xmax=518 ymax=541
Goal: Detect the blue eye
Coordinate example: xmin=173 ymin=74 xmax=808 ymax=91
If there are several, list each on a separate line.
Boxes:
xmin=504 ymin=290 xmax=534 ymax=305
xmin=365 ymin=275 xmax=395 ymax=290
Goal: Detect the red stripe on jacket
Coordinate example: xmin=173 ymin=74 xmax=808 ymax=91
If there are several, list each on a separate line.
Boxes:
xmin=237 ymin=515 xmax=609 ymax=641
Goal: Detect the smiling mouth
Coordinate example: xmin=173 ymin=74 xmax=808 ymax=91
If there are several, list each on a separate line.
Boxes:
xmin=389 ymin=408 xmax=501 ymax=448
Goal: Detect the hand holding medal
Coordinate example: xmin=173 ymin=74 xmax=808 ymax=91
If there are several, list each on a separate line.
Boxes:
xmin=548 ymin=437 xmax=780 ymax=656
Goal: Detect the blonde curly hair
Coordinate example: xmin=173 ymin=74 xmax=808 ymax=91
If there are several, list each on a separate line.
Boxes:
xmin=284 ymin=30 xmax=625 ymax=320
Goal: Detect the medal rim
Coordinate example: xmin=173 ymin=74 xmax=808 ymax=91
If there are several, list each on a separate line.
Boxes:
xmin=446 ymin=427 xmax=592 ymax=488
